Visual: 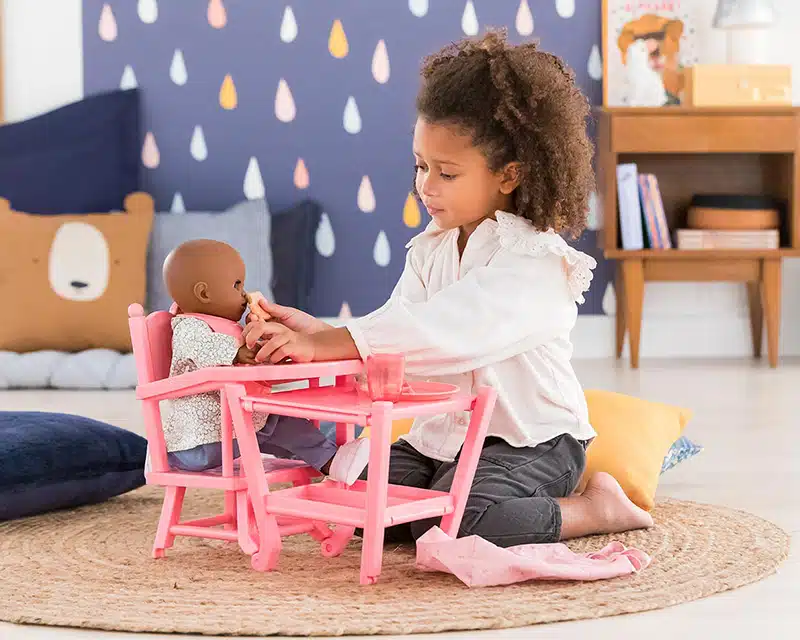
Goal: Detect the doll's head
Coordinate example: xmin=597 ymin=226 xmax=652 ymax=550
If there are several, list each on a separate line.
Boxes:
xmin=162 ymin=239 xmax=248 ymax=322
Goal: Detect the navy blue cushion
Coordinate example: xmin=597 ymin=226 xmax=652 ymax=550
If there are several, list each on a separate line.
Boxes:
xmin=0 ymin=88 xmax=141 ymax=214
xmin=270 ymin=199 xmax=323 ymax=312
xmin=0 ymin=412 xmax=147 ymax=520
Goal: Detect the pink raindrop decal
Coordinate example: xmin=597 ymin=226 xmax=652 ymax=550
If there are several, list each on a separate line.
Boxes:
xmin=372 ymin=40 xmax=390 ymax=84
xmin=294 ymin=158 xmax=310 ymax=189
xmin=98 ymin=4 xmax=117 ymax=42
xmin=208 ymin=0 xmax=227 ymax=29
xmin=275 ymin=78 xmax=296 ymax=122
xmin=141 ymin=132 xmax=160 ymax=169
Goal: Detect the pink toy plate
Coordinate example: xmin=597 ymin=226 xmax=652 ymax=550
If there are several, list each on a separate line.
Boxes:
xmin=400 ymin=381 xmax=460 ymax=402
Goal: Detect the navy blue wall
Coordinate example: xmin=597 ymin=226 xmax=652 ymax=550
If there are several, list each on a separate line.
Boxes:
xmin=83 ymin=0 xmax=608 ymax=316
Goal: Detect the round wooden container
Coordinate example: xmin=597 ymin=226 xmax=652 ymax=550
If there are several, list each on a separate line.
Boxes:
xmin=687 ymin=206 xmax=780 ymax=230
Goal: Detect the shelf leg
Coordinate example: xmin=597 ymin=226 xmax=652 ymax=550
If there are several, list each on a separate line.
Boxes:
xmin=761 ymin=259 xmax=782 ymax=368
xmin=615 ymin=264 xmax=626 ymax=359
xmin=746 ymin=280 xmax=763 ymax=359
xmin=621 ymin=259 xmax=644 ymax=369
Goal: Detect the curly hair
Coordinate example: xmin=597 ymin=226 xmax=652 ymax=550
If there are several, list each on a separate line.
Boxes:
xmin=414 ymin=28 xmax=594 ymax=238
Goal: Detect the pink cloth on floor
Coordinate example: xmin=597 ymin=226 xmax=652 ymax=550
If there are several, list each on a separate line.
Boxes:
xmin=415 ymin=526 xmax=651 ymax=587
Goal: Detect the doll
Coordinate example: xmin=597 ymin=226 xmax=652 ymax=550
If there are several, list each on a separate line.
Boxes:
xmin=160 ymin=239 xmax=369 ymax=484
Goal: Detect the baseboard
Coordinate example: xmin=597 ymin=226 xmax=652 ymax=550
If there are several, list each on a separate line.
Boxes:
xmin=570 ymin=315 xmax=799 ymax=359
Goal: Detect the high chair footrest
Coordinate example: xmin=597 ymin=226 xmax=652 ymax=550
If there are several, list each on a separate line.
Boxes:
xmin=265 ymin=483 xmax=455 ymax=529
xmin=170 ymin=524 xmax=239 ymax=542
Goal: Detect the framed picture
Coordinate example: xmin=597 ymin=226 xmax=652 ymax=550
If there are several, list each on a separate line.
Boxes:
xmin=602 ymin=0 xmax=702 ymax=107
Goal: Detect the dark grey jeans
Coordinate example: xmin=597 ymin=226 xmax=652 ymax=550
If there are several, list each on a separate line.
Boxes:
xmin=362 ymin=433 xmax=588 ymax=547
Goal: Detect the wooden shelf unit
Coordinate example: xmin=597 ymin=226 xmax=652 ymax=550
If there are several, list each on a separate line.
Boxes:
xmin=595 ymin=106 xmax=800 ymax=368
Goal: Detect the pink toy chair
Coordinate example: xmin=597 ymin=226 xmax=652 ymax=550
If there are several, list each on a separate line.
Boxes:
xmin=224 ymin=379 xmax=497 ymax=584
xmin=127 ymin=303 xmax=331 ymax=559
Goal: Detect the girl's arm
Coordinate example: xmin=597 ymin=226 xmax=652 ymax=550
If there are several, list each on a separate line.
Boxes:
xmin=304 ymin=247 xmax=428 ymax=361
xmin=344 ymin=251 xmax=577 ymax=376
xmin=246 ymin=247 xmax=427 ymax=364
xmin=307 ymin=327 xmax=360 ymax=361
xmin=247 ymin=252 xmax=579 ymax=370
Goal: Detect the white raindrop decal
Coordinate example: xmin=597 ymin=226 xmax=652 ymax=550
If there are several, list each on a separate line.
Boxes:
xmin=243 ymin=157 xmax=265 ymax=200
xmin=316 ymin=213 xmax=336 ymax=257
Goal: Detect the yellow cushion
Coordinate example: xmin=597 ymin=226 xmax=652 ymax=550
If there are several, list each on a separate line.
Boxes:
xmin=360 ymin=390 xmax=690 ymax=513
xmin=580 ymin=389 xmax=692 ymax=511
xmin=359 ymin=418 xmax=414 ymax=443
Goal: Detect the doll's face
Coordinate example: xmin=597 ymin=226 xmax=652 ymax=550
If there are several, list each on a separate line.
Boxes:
xmin=195 ymin=254 xmax=248 ymax=321
xmin=163 ymin=239 xmax=249 ymax=321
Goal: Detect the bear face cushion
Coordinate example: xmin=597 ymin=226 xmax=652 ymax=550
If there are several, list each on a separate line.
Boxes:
xmin=0 ymin=193 xmax=154 ymax=352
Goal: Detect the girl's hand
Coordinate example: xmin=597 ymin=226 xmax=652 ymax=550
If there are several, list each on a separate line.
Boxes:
xmin=243 ymin=320 xmax=360 ymax=363
xmin=248 ymin=299 xmax=332 ymax=335
xmin=242 ymin=320 xmax=315 ymax=364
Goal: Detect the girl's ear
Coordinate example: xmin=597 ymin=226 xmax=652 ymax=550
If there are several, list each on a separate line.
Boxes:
xmin=193 ymin=281 xmax=212 ymax=304
xmin=499 ymin=162 xmax=522 ymax=195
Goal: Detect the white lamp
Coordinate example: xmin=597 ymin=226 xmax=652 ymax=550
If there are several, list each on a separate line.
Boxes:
xmin=712 ymin=0 xmax=775 ymax=64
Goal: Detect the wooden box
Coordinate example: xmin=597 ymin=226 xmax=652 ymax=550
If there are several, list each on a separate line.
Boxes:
xmin=682 ymin=64 xmax=791 ymax=107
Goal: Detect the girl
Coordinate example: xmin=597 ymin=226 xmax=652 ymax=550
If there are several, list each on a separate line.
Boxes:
xmin=243 ymin=29 xmax=653 ymax=546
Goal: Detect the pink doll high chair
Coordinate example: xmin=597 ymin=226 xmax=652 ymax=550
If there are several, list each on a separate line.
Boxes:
xmin=127 ymin=303 xmax=360 ymax=559
xmin=223 ymin=357 xmax=498 ymax=585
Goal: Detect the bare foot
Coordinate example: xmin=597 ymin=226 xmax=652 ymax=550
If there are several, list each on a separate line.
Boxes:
xmin=581 ymin=472 xmax=654 ymax=533
xmin=558 ymin=472 xmax=653 ymax=539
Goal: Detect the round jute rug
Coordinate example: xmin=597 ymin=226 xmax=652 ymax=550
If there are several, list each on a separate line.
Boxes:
xmin=0 ymin=486 xmax=789 ymax=637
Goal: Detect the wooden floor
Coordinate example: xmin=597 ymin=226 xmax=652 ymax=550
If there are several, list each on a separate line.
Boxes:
xmin=1 ymin=358 xmax=797 ymax=639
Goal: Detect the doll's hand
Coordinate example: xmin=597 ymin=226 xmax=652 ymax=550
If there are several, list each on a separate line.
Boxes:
xmin=243 ymin=320 xmax=315 ymax=364
xmin=235 ymin=344 xmax=259 ymax=365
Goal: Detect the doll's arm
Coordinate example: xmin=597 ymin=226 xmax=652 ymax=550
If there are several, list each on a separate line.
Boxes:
xmin=173 ymin=317 xmax=241 ymax=369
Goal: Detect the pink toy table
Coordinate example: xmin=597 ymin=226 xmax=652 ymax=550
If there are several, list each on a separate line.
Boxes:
xmin=225 ymin=378 xmax=497 ymax=585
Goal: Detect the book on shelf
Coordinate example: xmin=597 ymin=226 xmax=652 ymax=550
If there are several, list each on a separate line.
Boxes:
xmin=616 ymin=163 xmax=644 ymax=250
xmin=616 ymin=163 xmax=671 ymax=250
xmin=675 ymin=229 xmax=779 ymax=250
xmin=638 ymin=173 xmax=672 ymax=249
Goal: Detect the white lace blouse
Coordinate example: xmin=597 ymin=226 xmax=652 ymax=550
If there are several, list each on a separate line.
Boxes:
xmin=345 ymin=211 xmax=598 ymax=462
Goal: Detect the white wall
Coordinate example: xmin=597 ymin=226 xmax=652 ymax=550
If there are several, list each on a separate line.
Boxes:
xmin=3 ymin=0 xmax=83 ymax=123
xmin=2 ymin=0 xmax=799 ymax=361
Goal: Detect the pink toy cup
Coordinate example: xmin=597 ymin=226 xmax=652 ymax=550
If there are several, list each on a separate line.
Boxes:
xmin=364 ymin=353 xmax=405 ymax=402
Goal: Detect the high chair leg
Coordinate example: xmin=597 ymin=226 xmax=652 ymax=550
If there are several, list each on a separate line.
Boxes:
xmin=153 ymin=486 xmax=186 ymax=558
xmin=360 ymin=402 xmax=392 ymax=585
xmin=439 ymin=386 xmax=496 ymax=538
xmin=225 ymin=384 xmax=283 ymax=572
xmin=321 ymin=525 xmax=355 ymax=557
xmin=308 ymin=521 xmax=334 ymax=542
xmin=249 ymin=500 xmax=282 ymax=572
xmin=224 ymin=491 xmax=237 ymax=532
xmin=236 ymin=490 xmax=258 ymax=555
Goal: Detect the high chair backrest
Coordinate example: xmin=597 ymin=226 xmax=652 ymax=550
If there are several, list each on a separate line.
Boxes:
xmin=129 ymin=303 xmax=175 ymax=474
xmin=128 ymin=303 xmax=174 ymax=384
